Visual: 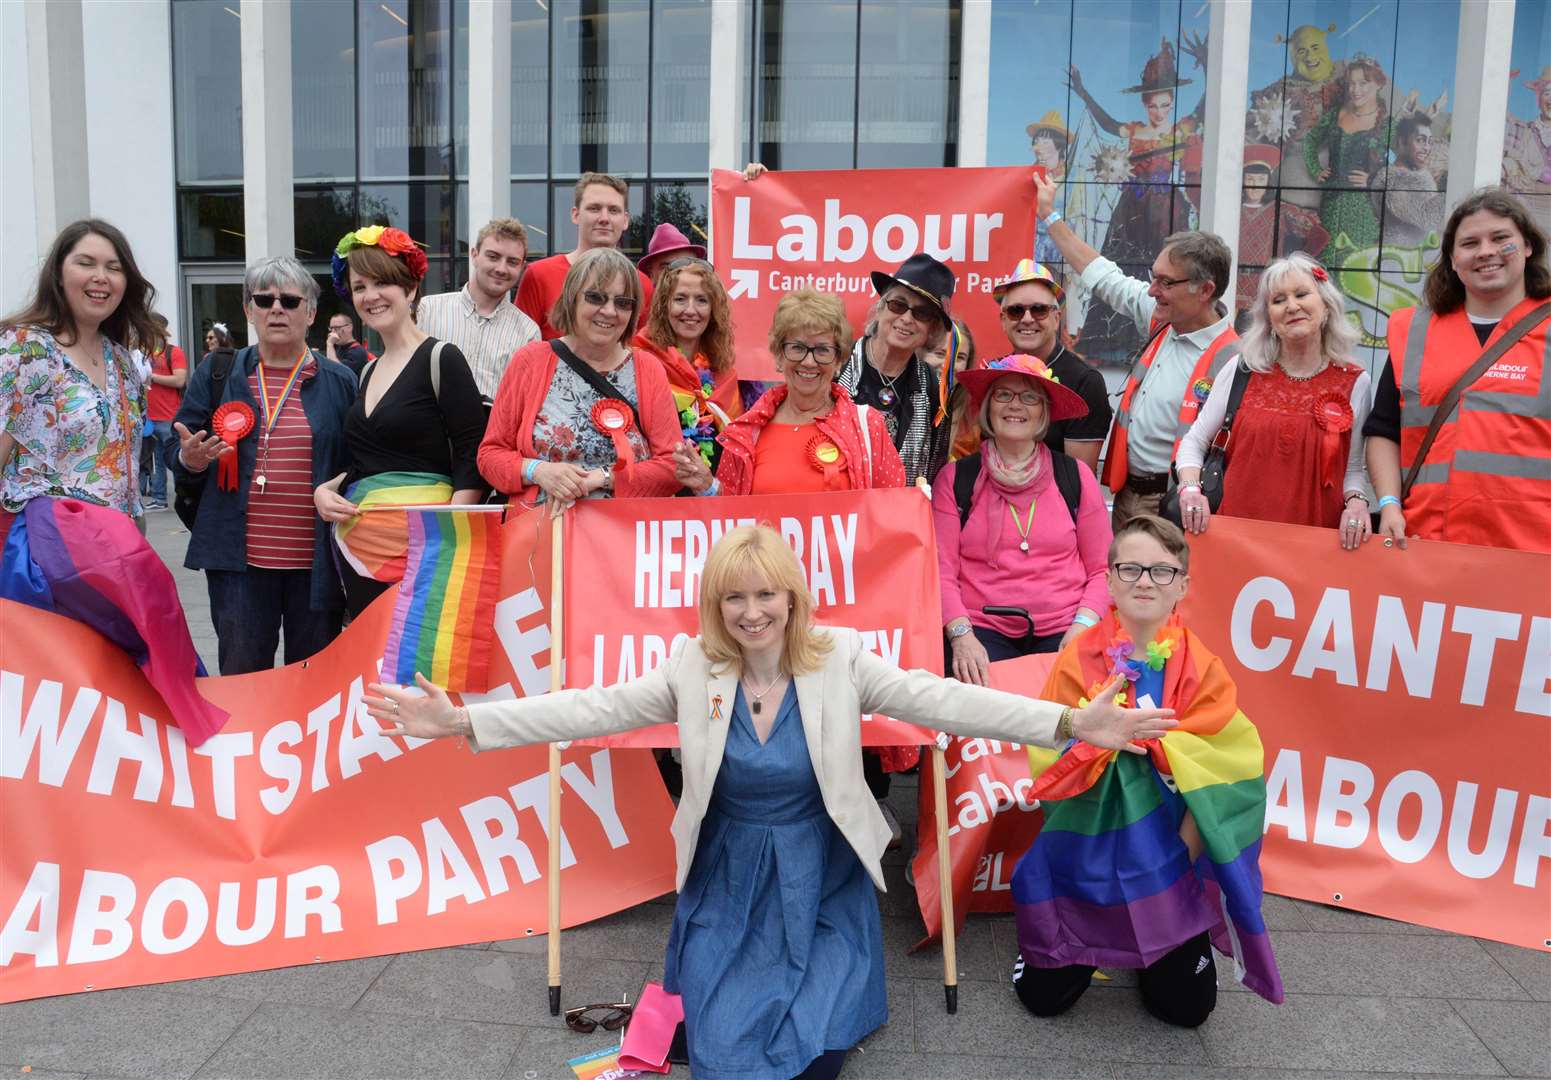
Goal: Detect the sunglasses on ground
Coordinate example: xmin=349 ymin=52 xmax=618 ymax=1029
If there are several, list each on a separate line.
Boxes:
xmin=882 ymin=296 xmax=939 ymax=323
xmin=250 ymin=293 xmax=305 ymax=310
xmin=581 ymin=289 xmax=637 ymax=312
xmin=1002 ymin=302 xmax=1058 ymax=321
xmin=565 ymin=999 xmax=633 ymax=1033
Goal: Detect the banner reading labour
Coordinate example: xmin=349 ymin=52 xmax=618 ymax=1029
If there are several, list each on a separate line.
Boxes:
xmin=710 ymin=166 xmax=1039 ymax=379
xmin=563 ymin=488 xmax=943 ymax=748
xmin=1181 ymin=519 xmax=1550 ymax=951
xmin=0 ymin=510 xmax=678 ymax=1004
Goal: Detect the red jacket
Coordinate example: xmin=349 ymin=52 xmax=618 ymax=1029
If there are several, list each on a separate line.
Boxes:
xmin=479 ymin=339 xmax=684 ymax=501
xmin=716 ymin=383 xmax=906 ymax=495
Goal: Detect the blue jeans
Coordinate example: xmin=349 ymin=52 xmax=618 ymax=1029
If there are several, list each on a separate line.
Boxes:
xmin=146 ymin=420 xmax=176 ymax=503
xmin=206 ymin=567 xmax=343 ymax=675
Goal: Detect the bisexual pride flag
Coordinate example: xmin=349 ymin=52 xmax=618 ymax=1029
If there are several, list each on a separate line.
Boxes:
xmin=379 ymin=507 xmax=503 ymax=693
xmin=1013 ymin=613 xmax=1284 ymax=1003
xmin=0 ymin=497 xmax=228 ymax=746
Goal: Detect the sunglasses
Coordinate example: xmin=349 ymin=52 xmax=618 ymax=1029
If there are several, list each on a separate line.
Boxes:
xmin=882 ymin=296 xmax=939 ymax=323
xmin=251 ymin=293 xmax=305 ymax=310
xmin=565 ymin=1000 xmax=633 ymax=1033
xmin=664 ymin=256 xmax=712 ymax=272
xmin=1002 ymin=302 xmax=1058 ymax=322
xmin=581 ymin=289 xmax=637 ymax=312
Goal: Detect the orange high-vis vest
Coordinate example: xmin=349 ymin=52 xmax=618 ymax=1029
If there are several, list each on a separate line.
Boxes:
xmin=1386 ymin=297 xmax=1551 ymax=553
xmin=1100 ymin=322 xmax=1241 ymax=492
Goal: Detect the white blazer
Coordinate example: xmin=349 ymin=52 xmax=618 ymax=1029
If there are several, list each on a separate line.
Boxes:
xmin=466 ymin=626 xmax=1065 ymax=892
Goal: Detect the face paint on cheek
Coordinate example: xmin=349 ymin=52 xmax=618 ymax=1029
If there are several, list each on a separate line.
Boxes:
xmin=1500 ymin=243 xmax=1519 ymax=256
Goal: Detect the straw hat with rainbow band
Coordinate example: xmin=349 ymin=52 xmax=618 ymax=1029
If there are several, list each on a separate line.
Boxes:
xmin=956 ymin=353 xmax=1089 ymax=422
xmin=331 ymin=226 xmax=429 ymax=298
xmin=992 ymin=258 xmax=1065 ymax=304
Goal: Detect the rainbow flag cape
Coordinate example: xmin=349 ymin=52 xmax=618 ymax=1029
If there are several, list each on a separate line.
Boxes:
xmin=379 ymin=507 xmax=503 ymax=693
xmin=1013 ymin=613 xmax=1284 ymax=1003
xmin=0 ymin=498 xmax=228 ymax=746
xmin=333 ymin=471 xmax=454 ymax=582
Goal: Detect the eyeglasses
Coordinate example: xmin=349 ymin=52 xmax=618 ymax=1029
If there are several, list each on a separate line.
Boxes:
xmin=1111 ymin=562 xmax=1184 ymax=585
xmin=882 ymin=296 xmax=939 ymax=323
xmin=251 ymin=293 xmax=305 ymax=310
xmin=991 ymin=387 xmax=1048 ymax=406
xmin=781 ymin=341 xmax=840 ymax=365
xmin=581 ymin=289 xmax=637 ymax=312
xmin=1002 ymin=302 xmax=1058 ymax=322
xmin=1147 ymin=270 xmax=1196 ymax=290
xmin=565 ymin=1000 xmax=633 ymax=1033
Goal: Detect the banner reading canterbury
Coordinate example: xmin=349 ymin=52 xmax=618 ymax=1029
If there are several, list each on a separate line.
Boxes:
xmin=0 ymin=510 xmax=678 ymax=1004
xmin=710 ymin=166 xmax=1039 ymax=380
xmin=563 ymin=489 xmax=942 ymax=749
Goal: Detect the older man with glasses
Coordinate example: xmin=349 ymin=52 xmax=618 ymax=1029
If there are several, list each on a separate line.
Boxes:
xmin=168 ymin=256 xmax=357 ymax=674
xmin=1033 ymin=173 xmax=1240 ymax=528
xmin=324 ymin=312 xmax=371 ymax=375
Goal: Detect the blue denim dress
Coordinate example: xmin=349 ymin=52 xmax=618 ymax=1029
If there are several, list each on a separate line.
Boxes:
xmin=663 ymin=685 xmax=887 ymax=1079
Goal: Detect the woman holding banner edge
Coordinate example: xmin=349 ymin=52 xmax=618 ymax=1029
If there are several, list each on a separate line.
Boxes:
xmin=367 ymin=524 xmax=1176 ymax=1080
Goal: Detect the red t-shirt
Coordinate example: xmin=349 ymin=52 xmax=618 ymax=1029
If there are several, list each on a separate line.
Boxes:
xmin=515 ymin=253 xmax=655 ymax=339
xmin=245 ymin=361 xmax=317 ymax=570
xmin=750 ymin=421 xmax=849 ymax=494
xmin=147 ymin=345 xmax=187 ymax=422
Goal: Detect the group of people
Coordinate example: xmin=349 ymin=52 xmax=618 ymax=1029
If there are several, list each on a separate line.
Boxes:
xmin=2 ymin=163 xmax=1547 ymax=1079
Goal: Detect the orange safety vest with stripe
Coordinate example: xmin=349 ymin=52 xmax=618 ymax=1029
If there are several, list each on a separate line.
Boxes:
xmin=1100 ymin=321 xmax=1241 ymax=492
xmin=1386 ymin=297 xmax=1551 ymax=553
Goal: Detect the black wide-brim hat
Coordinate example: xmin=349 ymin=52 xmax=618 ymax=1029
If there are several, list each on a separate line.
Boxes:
xmin=870 ymin=253 xmax=956 ymax=326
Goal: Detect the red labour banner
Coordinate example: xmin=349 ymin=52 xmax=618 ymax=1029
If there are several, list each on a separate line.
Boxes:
xmin=563 ymin=489 xmax=943 ymax=749
xmin=709 ymin=166 xmax=1039 ymax=380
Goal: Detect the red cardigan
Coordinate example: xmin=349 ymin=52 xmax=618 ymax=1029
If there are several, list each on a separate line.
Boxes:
xmin=716 ymin=383 xmax=906 ymax=496
xmin=479 ymin=339 xmax=684 ymax=501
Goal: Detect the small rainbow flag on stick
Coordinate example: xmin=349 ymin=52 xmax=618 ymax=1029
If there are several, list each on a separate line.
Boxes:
xmin=380 ymin=507 xmax=504 ymax=693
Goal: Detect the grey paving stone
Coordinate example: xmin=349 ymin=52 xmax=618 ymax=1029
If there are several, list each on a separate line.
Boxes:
xmin=846 ymin=1047 xmax=1113 ymax=1078
xmin=912 ymin=977 xmax=1209 ymax=1065
xmin=191 ymin=1002 xmax=522 ymax=1079
xmin=0 ymin=988 xmax=257 ymax=1079
xmin=1479 ymin=939 xmax=1551 ymax=1002
xmin=354 ymin=946 xmax=651 ymax=1028
xmin=490 ymin=900 xmax=674 ymax=963
xmin=1451 ymin=1000 xmax=1551 ymax=1078
xmin=0 ymin=1068 xmax=86 ymax=1080
xmin=856 ymin=977 xmax=914 ymax=1054
xmin=500 ymin=1026 xmax=631 ymax=1080
xmin=1252 ymin=931 xmax=1525 ymax=1001
xmin=1112 ymin=1068 xmax=1429 ymax=1079
xmin=1290 ymin=898 xmax=1447 ymax=935
xmin=1200 ymin=992 xmax=1506 ymax=1075
xmin=148 ymin=955 xmax=392 ymax=1009
xmin=874 ymin=859 xmax=925 ymax=919
xmin=1260 ymin=893 xmax=1314 ymax=931
xmin=882 ymin=911 xmax=1001 ymax=983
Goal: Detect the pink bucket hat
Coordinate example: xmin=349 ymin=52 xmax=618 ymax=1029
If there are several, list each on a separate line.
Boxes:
xmin=956 ymin=353 xmax=1089 ymax=421
xmin=639 ymin=222 xmax=707 ymax=278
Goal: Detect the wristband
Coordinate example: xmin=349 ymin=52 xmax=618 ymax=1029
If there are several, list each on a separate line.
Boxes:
xmin=1377 ymin=495 xmax=1400 ymax=510
xmin=1056 ymin=705 xmax=1075 ymax=742
xmin=701 ymin=478 xmax=721 ymax=497
xmin=1072 ymin=612 xmax=1099 ymax=629
xmin=1044 ymin=210 xmax=1063 ymax=227
xmin=1180 ymin=481 xmax=1202 ymax=493
xmin=521 ymin=458 xmax=540 ymax=485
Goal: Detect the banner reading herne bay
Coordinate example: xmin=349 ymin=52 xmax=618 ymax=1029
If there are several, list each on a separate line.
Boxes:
xmin=0 ymin=510 xmax=677 ymax=1004
xmin=710 ymin=166 xmax=1038 ymax=379
xmin=564 ymin=488 xmax=942 ymax=749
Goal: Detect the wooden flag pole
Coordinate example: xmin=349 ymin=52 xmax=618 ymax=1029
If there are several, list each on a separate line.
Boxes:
xmin=547 ymin=513 xmax=564 ymax=1017
xmin=932 ymin=738 xmax=958 ymax=1013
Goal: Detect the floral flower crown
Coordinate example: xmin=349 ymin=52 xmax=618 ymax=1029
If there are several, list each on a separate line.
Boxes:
xmin=331 ymin=226 xmax=429 ymax=298
xmin=986 ymin=355 xmax=1062 ymax=384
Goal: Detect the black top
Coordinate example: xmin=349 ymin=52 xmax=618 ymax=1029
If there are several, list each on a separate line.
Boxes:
xmin=1363 ymin=320 xmax=1495 ymax=442
xmin=850 ymin=353 xmax=940 ymax=443
xmin=344 ymin=337 xmax=487 ymax=491
xmin=1042 ymin=345 xmax=1113 ymax=452
xmin=337 ymin=340 xmax=371 ymax=376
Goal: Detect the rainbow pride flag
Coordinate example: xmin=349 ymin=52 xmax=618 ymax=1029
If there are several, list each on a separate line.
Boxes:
xmin=334 ymin=471 xmax=454 ymax=582
xmin=1013 ymin=613 xmax=1284 ymax=1003
xmin=379 ymin=507 xmax=503 ymax=693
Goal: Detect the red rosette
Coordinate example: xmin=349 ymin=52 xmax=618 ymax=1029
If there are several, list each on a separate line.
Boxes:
xmin=591 ymin=399 xmax=637 ymax=469
xmin=1312 ymin=391 xmax=1353 ymax=433
xmin=209 ymin=401 xmax=255 ymax=492
xmin=1312 ymin=391 xmax=1353 ymax=489
xmin=806 ymin=435 xmax=845 ymax=486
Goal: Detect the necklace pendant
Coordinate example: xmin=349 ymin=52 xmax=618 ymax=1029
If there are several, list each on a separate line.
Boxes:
xmin=877 ymin=386 xmax=896 ymax=407
xmin=254 ymin=473 xmax=267 ymax=493
xmin=1020 ymin=540 xmax=1029 ymax=552
xmin=751 ymin=700 xmax=762 ymax=715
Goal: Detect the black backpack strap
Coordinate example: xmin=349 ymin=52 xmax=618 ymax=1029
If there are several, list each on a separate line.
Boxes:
xmin=1050 ymin=450 xmax=1083 ymax=522
xmin=954 ymin=452 xmax=982 ymax=526
xmin=551 ymin=339 xmax=643 ymax=430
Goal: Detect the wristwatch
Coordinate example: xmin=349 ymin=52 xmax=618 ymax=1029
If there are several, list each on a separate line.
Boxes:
xmin=600 ymin=466 xmax=614 ymax=492
xmin=948 ymin=622 xmax=974 ymax=640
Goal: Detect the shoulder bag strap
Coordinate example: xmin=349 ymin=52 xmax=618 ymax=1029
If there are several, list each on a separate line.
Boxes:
xmin=429 ymin=339 xmax=445 ymax=402
xmin=856 ymin=404 xmax=874 ymax=486
xmin=954 ymin=451 xmax=982 ymax=526
xmin=359 ymin=358 xmax=376 ymax=389
xmin=551 ymin=339 xmax=643 ymax=430
xmin=1401 ymin=300 xmax=1551 ymax=501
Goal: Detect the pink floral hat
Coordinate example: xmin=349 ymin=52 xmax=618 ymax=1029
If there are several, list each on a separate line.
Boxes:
xmin=956 ymin=353 xmax=1089 ymax=421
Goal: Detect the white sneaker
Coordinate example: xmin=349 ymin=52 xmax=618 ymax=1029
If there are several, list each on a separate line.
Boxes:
xmin=878 ymin=799 xmax=903 ymax=849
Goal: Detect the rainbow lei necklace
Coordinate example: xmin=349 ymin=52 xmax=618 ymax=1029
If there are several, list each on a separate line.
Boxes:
xmin=1081 ymin=624 xmax=1180 ymax=708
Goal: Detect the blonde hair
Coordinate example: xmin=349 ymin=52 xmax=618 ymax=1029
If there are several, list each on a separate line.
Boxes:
xmin=1240 ymin=252 xmax=1359 ymax=374
xmin=549 ymin=248 xmax=643 ymax=342
xmin=697 ymin=525 xmax=834 ymax=677
xmin=767 ymin=289 xmax=854 ymax=365
xmin=475 ymin=218 xmax=529 ymax=253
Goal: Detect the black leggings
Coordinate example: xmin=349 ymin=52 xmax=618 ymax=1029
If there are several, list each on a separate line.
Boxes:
xmin=1012 ymin=932 xmax=1217 ymax=1028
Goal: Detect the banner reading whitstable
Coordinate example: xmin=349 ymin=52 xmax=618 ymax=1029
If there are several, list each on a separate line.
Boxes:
xmin=710 ymin=166 xmax=1039 ymax=380
xmin=0 ymin=510 xmax=678 ymax=1004
xmin=564 ymin=489 xmax=943 ymax=748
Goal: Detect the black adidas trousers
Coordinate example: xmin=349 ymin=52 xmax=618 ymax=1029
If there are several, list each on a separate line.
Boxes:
xmin=1011 ymin=931 xmax=1218 ymax=1028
